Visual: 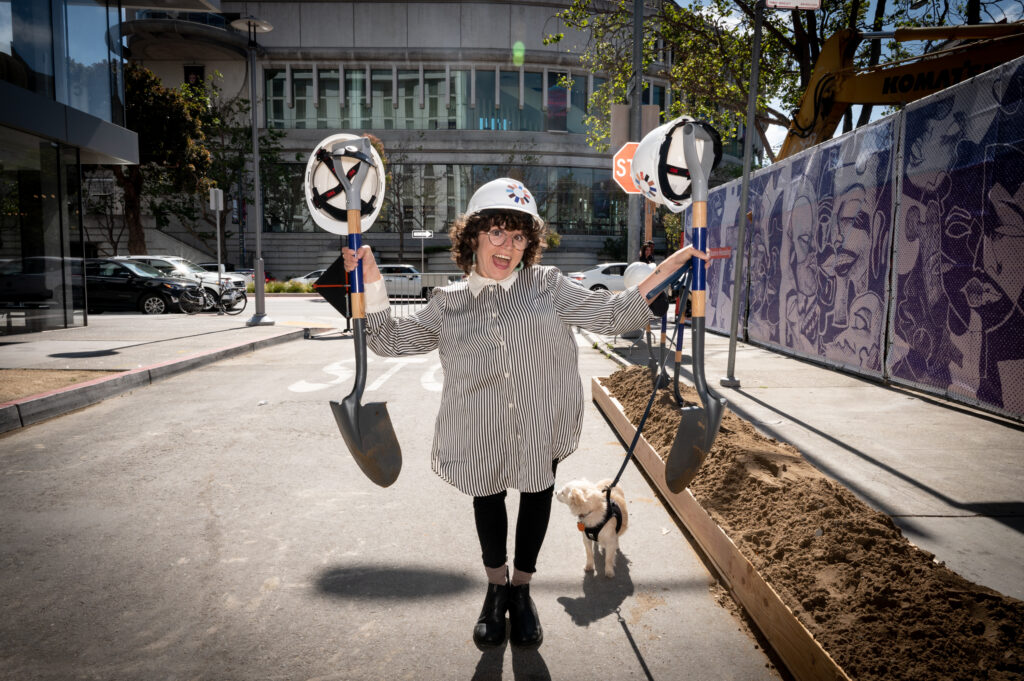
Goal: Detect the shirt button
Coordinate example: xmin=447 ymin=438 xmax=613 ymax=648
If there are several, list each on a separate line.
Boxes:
xmin=492 ymin=312 xmax=497 ymax=318
xmin=499 ymin=339 xmax=506 ymax=345
xmin=508 ymin=402 xmax=514 ymax=409
xmin=504 ymin=372 xmax=510 ymax=378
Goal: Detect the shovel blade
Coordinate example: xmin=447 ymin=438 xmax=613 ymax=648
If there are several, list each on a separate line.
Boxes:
xmin=331 ymin=395 xmax=402 ymax=488
xmin=665 ymin=397 xmax=726 ymax=493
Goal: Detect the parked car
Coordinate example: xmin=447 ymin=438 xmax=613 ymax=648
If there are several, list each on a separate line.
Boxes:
xmin=114 ymin=255 xmax=248 ymax=298
xmin=289 ymin=269 xmax=325 ymax=286
xmin=567 ymin=262 xmax=628 ymax=291
xmin=379 ymin=264 xmax=427 ymax=298
xmin=83 ymin=258 xmax=201 ymax=314
xmin=234 ymin=268 xmax=256 ymax=284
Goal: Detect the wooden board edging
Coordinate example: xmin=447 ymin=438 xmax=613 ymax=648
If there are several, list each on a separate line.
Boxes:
xmin=592 ymin=377 xmax=852 ymax=681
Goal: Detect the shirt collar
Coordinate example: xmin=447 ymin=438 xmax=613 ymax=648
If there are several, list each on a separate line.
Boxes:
xmin=467 ymin=269 xmax=518 ymax=297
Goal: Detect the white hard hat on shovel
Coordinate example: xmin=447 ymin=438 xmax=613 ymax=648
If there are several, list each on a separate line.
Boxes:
xmin=631 ymin=116 xmax=722 ymax=213
xmin=304 ymin=133 xmax=386 ymax=235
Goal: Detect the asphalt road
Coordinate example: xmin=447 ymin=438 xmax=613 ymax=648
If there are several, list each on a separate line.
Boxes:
xmin=0 ymin=300 xmax=780 ymax=681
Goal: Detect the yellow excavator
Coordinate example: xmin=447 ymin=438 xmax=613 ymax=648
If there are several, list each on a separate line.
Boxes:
xmin=778 ymin=21 xmax=1024 ymax=160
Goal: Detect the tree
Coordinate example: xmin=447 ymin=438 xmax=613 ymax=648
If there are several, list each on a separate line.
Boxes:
xmin=82 ymin=172 xmax=128 ymax=255
xmin=196 ymin=77 xmax=291 ymax=265
xmin=549 ymin=0 xmax=996 ymax=161
xmin=107 ymin=64 xmax=211 ymax=254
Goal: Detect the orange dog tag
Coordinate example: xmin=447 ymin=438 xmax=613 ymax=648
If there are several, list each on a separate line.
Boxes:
xmin=577 ymin=521 xmax=585 ymax=532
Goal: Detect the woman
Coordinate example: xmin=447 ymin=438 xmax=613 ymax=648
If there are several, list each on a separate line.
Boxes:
xmin=342 ymin=178 xmax=706 ymax=648
xmin=638 ymin=240 xmax=656 ymax=263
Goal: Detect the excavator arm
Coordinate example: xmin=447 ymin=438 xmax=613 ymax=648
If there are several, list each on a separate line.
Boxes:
xmin=778 ymin=22 xmax=1024 ymax=160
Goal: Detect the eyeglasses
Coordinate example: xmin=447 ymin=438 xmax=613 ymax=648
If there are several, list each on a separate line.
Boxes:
xmin=484 ymin=227 xmax=529 ymax=250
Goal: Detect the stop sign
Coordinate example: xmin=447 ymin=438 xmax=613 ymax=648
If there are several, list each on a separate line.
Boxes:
xmin=613 ymin=142 xmax=640 ymax=194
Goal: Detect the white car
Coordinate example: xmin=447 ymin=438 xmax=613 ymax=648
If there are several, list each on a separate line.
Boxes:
xmin=290 ymin=269 xmax=326 ymax=285
xmin=115 ymin=255 xmax=248 ymax=295
xmin=567 ymin=262 xmax=628 ymax=291
xmin=378 ymin=264 xmax=424 ymax=298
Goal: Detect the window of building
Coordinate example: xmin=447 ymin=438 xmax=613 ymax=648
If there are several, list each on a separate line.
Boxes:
xmin=424 ymin=69 xmax=454 ymax=130
xmin=0 ymin=128 xmax=84 ymax=334
xmin=547 ymin=72 xmax=568 ymax=132
xmin=1 ymin=0 xmax=54 ymax=98
xmin=522 ymin=71 xmax=543 ymax=132
xmin=395 ymin=69 xmax=419 ymax=130
xmin=474 ymin=68 xmax=498 ymax=130
xmin=497 ymin=70 xmax=520 ymax=131
xmin=65 ymin=0 xmax=122 ymax=122
xmin=450 ymin=69 xmax=470 ymax=130
xmin=370 ymin=69 xmax=394 ymax=129
xmin=567 ymin=74 xmax=588 ymax=134
xmin=341 ymin=68 xmax=366 ymax=129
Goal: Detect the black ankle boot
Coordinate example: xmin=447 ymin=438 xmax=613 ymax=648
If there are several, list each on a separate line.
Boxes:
xmin=473 ymin=580 xmax=510 ymax=647
xmin=508 ymin=583 xmax=543 ymax=647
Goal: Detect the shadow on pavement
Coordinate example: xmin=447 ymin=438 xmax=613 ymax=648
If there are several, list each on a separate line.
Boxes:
xmin=316 ymin=564 xmax=474 ymax=599
xmin=555 ymin=551 xmax=634 ymax=627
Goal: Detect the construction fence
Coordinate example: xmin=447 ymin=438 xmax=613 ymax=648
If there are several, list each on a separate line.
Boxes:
xmin=689 ymin=54 xmax=1024 ymax=421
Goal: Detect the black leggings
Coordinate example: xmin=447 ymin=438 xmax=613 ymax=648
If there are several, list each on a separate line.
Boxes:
xmin=473 ymin=485 xmax=554 ymax=574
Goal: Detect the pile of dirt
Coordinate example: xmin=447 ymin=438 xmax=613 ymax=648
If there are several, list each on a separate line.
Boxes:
xmin=604 ymin=365 xmax=1023 ymax=681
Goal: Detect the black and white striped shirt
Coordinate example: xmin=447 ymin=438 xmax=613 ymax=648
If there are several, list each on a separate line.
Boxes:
xmin=365 ymin=265 xmax=650 ymax=496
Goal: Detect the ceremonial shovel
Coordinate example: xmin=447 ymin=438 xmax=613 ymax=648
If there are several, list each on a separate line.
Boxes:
xmin=664 ymin=123 xmax=727 ymax=493
xmin=323 ymin=139 xmax=402 ymax=487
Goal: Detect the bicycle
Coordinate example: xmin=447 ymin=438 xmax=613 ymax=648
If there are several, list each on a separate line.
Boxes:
xmin=213 ymin=284 xmax=248 ymax=315
xmin=178 ymin=285 xmax=206 ymax=315
xmin=179 ymin=283 xmax=247 ymax=316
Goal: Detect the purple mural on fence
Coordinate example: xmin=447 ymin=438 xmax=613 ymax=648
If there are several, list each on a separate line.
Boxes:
xmin=688 ymin=55 xmax=1023 ymax=419
xmin=888 ymin=58 xmax=1024 ymax=417
xmin=690 ymin=182 xmax=746 ymax=335
xmin=741 ymin=119 xmax=895 ymax=377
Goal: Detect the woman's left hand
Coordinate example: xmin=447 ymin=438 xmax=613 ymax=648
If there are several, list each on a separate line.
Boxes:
xmin=636 ymin=245 xmax=708 ymax=300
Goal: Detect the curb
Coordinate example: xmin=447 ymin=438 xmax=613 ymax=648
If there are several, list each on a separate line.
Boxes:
xmin=0 ymin=328 xmax=314 ymax=435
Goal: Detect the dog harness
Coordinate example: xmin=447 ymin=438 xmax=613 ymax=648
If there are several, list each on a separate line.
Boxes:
xmin=577 ymin=488 xmax=623 ymax=542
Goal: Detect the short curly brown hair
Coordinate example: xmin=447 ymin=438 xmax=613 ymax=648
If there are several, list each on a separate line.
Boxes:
xmin=449 ymin=210 xmax=547 ymax=274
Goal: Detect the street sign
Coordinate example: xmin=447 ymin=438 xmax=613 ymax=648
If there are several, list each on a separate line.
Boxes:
xmin=411 ymin=230 xmax=433 ymax=238
xmin=613 ymin=142 xmax=640 ymax=194
xmin=314 ymin=255 xmax=350 ymax=318
xmin=209 ymin=187 xmax=224 ymax=211
xmin=766 ymin=0 xmax=820 ymax=9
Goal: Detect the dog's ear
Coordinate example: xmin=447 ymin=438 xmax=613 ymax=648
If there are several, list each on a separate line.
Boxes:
xmin=570 ymin=488 xmax=587 ymax=509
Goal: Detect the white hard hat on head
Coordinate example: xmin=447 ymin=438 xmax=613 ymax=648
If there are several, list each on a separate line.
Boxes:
xmin=632 ymin=116 xmax=722 ymax=213
xmin=466 ymin=178 xmax=540 ymax=220
xmin=623 ymin=261 xmax=656 ymax=289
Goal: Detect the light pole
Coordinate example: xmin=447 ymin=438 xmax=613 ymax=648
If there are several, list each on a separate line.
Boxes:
xmin=231 ymin=14 xmax=275 ymax=327
xmin=720 ymin=0 xmax=764 ymax=388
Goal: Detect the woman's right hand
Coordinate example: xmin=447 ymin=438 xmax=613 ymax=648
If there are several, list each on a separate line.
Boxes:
xmin=341 ymin=245 xmax=382 ymax=284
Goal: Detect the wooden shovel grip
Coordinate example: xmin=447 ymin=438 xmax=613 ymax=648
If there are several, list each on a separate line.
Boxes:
xmin=348 ymin=207 xmax=366 ymax=319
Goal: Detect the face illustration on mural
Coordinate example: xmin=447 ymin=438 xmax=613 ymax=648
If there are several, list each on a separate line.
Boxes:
xmin=905 ymin=98 xmax=964 ymax=193
xmin=826 ymin=291 xmax=884 ymax=369
xmin=788 ymin=192 xmax=818 ymax=298
xmin=828 ymin=185 xmax=871 ymax=283
xmin=981 ymin=168 xmax=1024 ymax=308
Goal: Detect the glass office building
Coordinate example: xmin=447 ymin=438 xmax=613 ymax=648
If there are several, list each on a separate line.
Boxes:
xmin=0 ymin=0 xmax=137 ymax=335
xmin=119 ymin=1 xmax=695 ymax=277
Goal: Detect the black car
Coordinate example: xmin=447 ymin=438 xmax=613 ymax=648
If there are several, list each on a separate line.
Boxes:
xmin=83 ymin=258 xmax=201 ymax=314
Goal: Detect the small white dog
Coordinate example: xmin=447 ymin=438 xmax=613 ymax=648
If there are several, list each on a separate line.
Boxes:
xmin=555 ymin=478 xmax=629 ymax=577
